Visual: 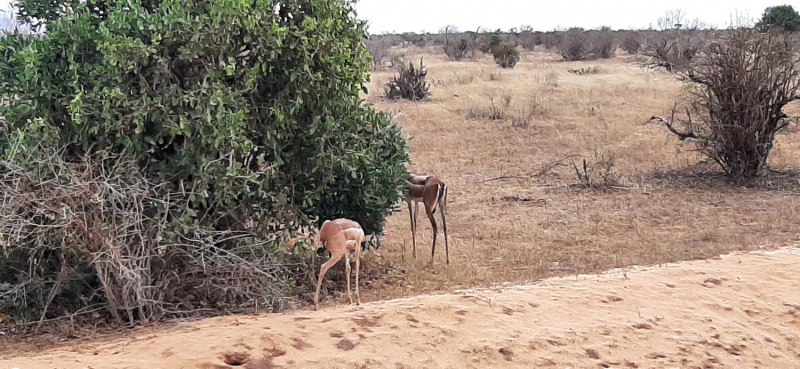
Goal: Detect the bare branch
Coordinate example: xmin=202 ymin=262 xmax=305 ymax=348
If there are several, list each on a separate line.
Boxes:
xmin=476 ymin=157 xmax=572 ymax=184
xmin=648 ymin=115 xmax=702 ymax=141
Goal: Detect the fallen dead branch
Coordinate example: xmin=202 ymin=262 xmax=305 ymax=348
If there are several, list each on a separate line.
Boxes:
xmin=476 ymin=157 xmax=574 ymax=184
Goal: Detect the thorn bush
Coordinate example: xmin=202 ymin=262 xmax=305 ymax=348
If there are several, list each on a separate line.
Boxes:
xmin=557 ymin=29 xmax=616 ymax=61
xmin=650 ymin=30 xmax=800 ymax=180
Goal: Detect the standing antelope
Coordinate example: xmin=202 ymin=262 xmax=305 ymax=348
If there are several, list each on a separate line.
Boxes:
xmin=313 ymin=218 xmax=365 ymax=310
xmin=406 ymin=172 xmax=450 ymax=264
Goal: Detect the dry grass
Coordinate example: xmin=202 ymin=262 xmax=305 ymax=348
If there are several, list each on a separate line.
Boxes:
xmin=339 ymin=48 xmax=800 ymax=304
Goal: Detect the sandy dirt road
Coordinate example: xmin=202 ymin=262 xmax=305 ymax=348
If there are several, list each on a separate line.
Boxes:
xmin=2 ymin=246 xmax=799 ymax=369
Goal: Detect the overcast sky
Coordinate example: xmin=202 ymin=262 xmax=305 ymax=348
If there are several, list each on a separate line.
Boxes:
xmin=355 ymin=0 xmax=787 ymax=33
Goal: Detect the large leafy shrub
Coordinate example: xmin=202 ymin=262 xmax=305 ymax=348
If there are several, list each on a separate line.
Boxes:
xmin=0 ymin=0 xmax=409 ymax=324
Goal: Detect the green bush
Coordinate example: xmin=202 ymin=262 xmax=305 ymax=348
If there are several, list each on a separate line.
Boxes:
xmin=756 ymin=5 xmax=800 ymax=32
xmin=492 ymin=44 xmax=520 ymax=68
xmin=0 ymin=0 xmax=409 ymax=324
xmin=400 ymin=32 xmax=426 ymax=46
xmin=480 ymin=33 xmax=502 ymax=54
xmin=480 ymin=34 xmax=519 ymax=68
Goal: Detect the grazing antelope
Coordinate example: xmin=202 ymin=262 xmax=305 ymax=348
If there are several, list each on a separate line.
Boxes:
xmin=313 ymin=218 xmax=365 ymax=310
xmin=406 ymin=172 xmax=450 ymax=264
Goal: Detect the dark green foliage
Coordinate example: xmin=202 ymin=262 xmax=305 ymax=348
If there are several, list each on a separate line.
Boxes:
xmin=480 ymin=33 xmax=519 ymax=68
xmin=756 ymin=5 xmax=800 ymax=32
xmin=491 ymin=44 xmax=519 ymax=68
xmin=383 ymin=58 xmax=430 ymax=101
xmin=480 ymin=33 xmax=502 ymax=54
xmin=400 ymin=32 xmax=425 ymax=45
xmin=0 ymin=0 xmax=410 ymax=324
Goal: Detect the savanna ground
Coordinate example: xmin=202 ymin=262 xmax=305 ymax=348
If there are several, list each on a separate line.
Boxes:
xmin=3 ymin=47 xmax=800 ymax=367
xmin=353 ymin=47 xmax=800 ymax=302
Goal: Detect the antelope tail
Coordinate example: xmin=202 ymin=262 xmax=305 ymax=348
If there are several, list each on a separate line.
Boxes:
xmin=431 ymin=184 xmax=444 ymax=214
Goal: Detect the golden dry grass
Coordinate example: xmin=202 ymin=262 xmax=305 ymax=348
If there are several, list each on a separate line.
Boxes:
xmin=332 ymin=48 xmax=800 ymax=304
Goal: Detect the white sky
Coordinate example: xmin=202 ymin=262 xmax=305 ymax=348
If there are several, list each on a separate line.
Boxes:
xmin=355 ymin=0 xmax=786 ymax=33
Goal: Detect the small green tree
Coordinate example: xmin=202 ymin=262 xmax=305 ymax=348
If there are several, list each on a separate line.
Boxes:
xmin=480 ymin=33 xmax=519 ymax=68
xmin=491 ymin=44 xmax=520 ymax=68
xmin=756 ymin=5 xmax=800 ymax=32
xmin=0 ymin=0 xmax=410 ymax=324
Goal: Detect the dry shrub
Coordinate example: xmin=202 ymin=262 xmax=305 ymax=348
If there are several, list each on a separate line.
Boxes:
xmin=460 ymin=92 xmax=550 ymax=129
xmin=0 ymin=148 xmax=296 ymax=326
xmin=510 ymin=107 xmax=532 ymax=128
xmin=544 ymin=72 xmax=559 ymax=87
xmin=540 ymin=31 xmax=562 ymax=50
xmin=556 ymin=29 xmax=616 ymax=61
xmin=517 ymin=31 xmax=543 ymax=50
xmin=557 ymin=29 xmax=591 ymax=61
xmin=619 ymin=32 xmax=642 ymax=54
xmin=641 ymin=33 xmax=701 ymax=72
xmin=443 ymin=38 xmax=466 ymax=60
xmin=457 ymin=74 xmax=475 ymax=84
xmin=592 ymin=31 xmax=616 ymax=59
xmin=444 ymin=33 xmax=480 ymax=61
xmin=461 ymin=93 xmax=512 ymax=121
xmin=383 ymin=58 xmax=431 ymax=101
xmin=511 ymin=94 xmax=550 ymax=129
xmin=571 ymin=150 xmax=622 ymax=189
xmin=650 ymin=30 xmax=800 ymax=181
xmin=388 ymin=52 xmax=406 ymax=69
xmin=365 ymin=37 xmax=393 ymax=70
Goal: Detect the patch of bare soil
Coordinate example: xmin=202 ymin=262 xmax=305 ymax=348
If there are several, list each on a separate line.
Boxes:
xmin=2 ymin=246 xmax=799 ymax=368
